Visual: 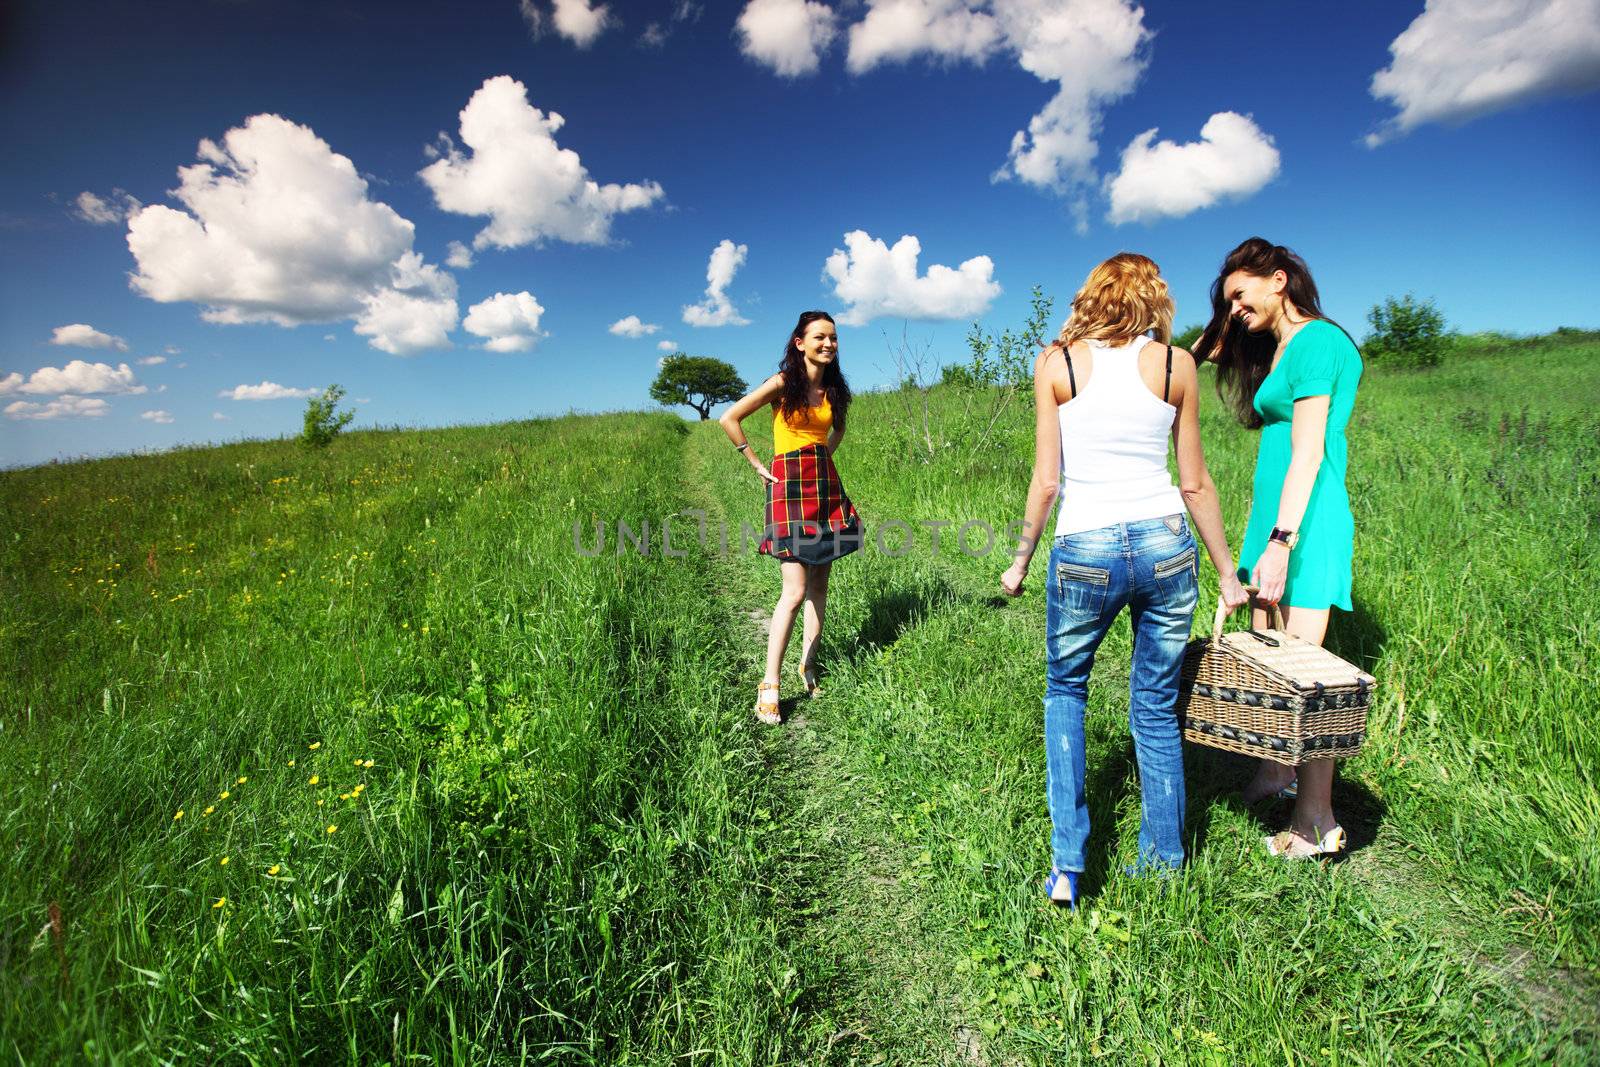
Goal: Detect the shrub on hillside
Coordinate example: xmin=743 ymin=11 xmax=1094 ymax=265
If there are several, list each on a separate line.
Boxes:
xmin=1173 ymin=323 xmax=1203 ymax=350
xmin=1365 ymin=294 xmax=1447 ymax=368
xmin=301 ymin=384 xmax=355 ymax=448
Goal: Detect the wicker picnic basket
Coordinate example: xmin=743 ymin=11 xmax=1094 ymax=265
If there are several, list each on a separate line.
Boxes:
xmin=1179 ymin=597 xmax=1375 ymax=766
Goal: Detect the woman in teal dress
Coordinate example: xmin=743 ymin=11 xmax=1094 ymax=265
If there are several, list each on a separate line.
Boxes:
xmin=1196 ymin=237 xmax=1363 ymax=859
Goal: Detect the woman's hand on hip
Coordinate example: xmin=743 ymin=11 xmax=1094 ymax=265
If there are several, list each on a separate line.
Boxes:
xmin=1251 ymin=542 xmax=1289 ymax=605
xmin=752 ymin=461 xmax=779 ymax=484
xmin=1000 ymin=560 xmax=1028 ymax=597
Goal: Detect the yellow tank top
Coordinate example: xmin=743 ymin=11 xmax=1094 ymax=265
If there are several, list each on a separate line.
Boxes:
xmin=772 ymin=395 xmax=832 ymax=454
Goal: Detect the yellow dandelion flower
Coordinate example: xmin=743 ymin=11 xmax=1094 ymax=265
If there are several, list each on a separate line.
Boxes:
xmin=308 ymin=742 xmax=321 ymax=751
xmin=236 ymin=776 xmax=247 ymax=784
xmin=326 ymin=824 xmax=338 ymax=834
xmin=203 ymin=805 xmax=215 ymax=816
xmin=219 ymin=856 xmax=229 ymax=866
xmin=218 ymin=790 xmax=230 ymax=800
xmin=353 ymin=784 xmax=365 ymax=794
xmin=363 ymin=759 xmax=374 ymax=768
xmin=309 ymin=775 xmax=320 ymax=785
xmin=421 ymin=625 xmax=430 ymax=635
xmin=353 ymin=759 xmax=362 ymax=766
xmin=212 ymin=897 xmax=227 ymax=909
xmin=288 ymin=759 xmax=296 ymax=767
xmin=173 ymin=810 xmax=184 ymax=821
xmin=339 ymin=792 xmax=351 ymax=800
xmin=317 ymin=798 xmax=325 ymax=806
xmin=267 ymin=864 xmax=281 ymax=876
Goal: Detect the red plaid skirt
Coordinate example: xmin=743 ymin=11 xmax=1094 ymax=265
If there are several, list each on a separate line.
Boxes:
xmin=759 ymin=443 xmax=863 ymax=564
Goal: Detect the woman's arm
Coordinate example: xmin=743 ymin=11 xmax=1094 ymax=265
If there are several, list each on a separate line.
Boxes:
xmin=1170 ymin=349 xmax=1248 ymax=611
xmin=1000 ymin=349 xmax=1064 ymax=596
xmin=1252 ymin=394 xmax=1330 ymax=603
xmin=826 ymin=413 xmax=844 ymax=455
xmin=718 ymin=373 xmax=786 ymax=483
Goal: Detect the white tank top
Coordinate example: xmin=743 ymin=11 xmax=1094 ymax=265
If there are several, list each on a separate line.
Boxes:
xmin=1054 ymin=335 xmax=1185 ymax=537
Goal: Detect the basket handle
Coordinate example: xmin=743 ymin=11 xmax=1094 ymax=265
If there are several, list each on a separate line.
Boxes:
xmin=1210 ymin=586 xmax=1284 ymax=642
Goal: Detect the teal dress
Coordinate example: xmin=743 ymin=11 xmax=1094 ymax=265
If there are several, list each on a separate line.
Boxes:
xmin=1236 ymin=319 xmax=1362 ymax=611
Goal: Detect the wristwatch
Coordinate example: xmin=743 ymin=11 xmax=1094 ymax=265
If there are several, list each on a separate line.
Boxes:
xmin=1268 ymin=526 xmax=1298 ymax=549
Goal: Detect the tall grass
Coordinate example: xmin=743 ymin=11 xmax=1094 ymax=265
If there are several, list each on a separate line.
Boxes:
xmin=2 ymin=414 xmax=813 ymax=1062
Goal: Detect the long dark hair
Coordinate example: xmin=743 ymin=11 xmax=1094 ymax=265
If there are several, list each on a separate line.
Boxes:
xmin=1196 ymin=237 xmax=1328 ymax=429
xmin=777 ymin=310 xmax=851 ymax=424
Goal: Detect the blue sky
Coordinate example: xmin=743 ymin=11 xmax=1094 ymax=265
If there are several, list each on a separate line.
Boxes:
xmin=3 ymin=0 xmax=1597 ymax=467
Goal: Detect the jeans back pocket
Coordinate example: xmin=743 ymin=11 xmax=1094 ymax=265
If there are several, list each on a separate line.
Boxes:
xmin=1055 ymin=560 xmax=1110 ymax=620
xmin=1152 ymin=545 xmax=1197 ymax=608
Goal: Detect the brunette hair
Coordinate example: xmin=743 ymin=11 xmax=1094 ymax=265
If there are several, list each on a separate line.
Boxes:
xmin=1196 ymin=237 xmax=1328 ymax=429
xmin=1057 ymin=252 xmax=1174 ymax=347
xmin=777 ymin=310 xmax=851 ymax=424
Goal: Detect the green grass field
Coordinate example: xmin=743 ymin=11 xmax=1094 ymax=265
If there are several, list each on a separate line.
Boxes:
xmin=3 ymin=330 xmax=1597 ymax=1064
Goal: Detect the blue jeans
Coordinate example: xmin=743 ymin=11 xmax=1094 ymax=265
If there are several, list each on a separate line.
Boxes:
xmin=1044 ymin=514 xmax=1199 ymax=874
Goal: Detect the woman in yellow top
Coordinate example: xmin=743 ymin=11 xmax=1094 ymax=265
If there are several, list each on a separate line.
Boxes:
xmin=720 ymin=311 xmax=862 ymax=724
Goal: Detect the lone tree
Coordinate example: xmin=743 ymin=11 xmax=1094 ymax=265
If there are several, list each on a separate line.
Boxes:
xmin=650 ymin=353 xmax=747 ymax=420
xmin=301 ymin=383 xmax=355 ymax=448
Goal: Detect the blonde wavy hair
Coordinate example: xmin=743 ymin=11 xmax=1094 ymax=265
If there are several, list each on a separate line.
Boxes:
xmin=1057 ymin=253 xmax=1174 ymax=347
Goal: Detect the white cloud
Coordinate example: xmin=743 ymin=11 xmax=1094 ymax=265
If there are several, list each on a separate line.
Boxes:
xmin=552 ymin=0 xmax=613 ymax=46
xmin=823 ymin=230 xmax=1001 ymax=326
xmin=463 ymin=291 xmax=547 ymax=352
xmin=352 ymin=252 xmax=459 ymax=356
xmin=74 ymin=189 xmax=142 ymax=225
xmin=126 ymin=113 xmax=457 ymax=354
xmin=989 ymin=0 xmax=1150 ymax=213
xmin=1368 ymin=0 xmax=1600 ymax=144
xmin=445 ymin=240 xmax=475 ymax=269
xmin=736 ymin=0 xmax=839 ymax=77
xmin=521 ymin=0 xmax=614 ymax=46
xmin=420 ymin=76 xmax=665 ymax=250
xmin=141 ymin=409 xmax=174 ymax=424
xmin=1105 ymin=112 xmax=1280 ymax=224
xmin=4 ymin=395 xmax=110 ymax=420
xmin=609 ymin=314 xmax=661 ymax=337
xmin=682 ymin=239 xmax=751 ymax=327
xmin=2 ymin=360 xmax=147 ymax=395
xmin=212 ymin=411 xmax=230 ymax=421
xmin=221 ymin=381 xmax=320 ymax=401
xmin=50 ymin=323 xmax=128 ymax=350
xmin=846 ymin=0 xmax=1002 ymax=72
xmin=137 ymin=355 xmax=167 ymax=366
xmin=657 ymin=339 xmax=678 ymax=352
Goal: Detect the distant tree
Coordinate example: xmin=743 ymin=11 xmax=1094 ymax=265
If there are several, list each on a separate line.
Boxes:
xmin=650 ymin=354 xmax=747 ymax=420
xmin=1365 ymin=294 xmax=1447 ymax=369
xmin=301 ymin=384 xmax=355 ymax=448
xmin=1173 ymin=323 xmax=1204 ymax=350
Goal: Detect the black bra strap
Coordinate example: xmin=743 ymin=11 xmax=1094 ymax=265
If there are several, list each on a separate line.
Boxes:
xmin=1063 ymin=347 xmax=1077 ymax=399
xmin=1164 ymin=343 xmax=1173 ymax=403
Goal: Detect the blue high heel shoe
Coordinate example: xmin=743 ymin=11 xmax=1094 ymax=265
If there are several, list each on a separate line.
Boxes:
xmin=1044 ymin=867 xmax=1078 ymax=909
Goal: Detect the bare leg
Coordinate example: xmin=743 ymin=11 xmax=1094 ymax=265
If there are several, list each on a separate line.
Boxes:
xmin=764 ymin=561 xmax=809 ymax=686
xmin=1275 ymin=604 xmax=1338 ymax=842
xmin=1241 ymin=603 xmax=1301 ymax=802
xmin=798 ymin=561 xmax=831 ymax=678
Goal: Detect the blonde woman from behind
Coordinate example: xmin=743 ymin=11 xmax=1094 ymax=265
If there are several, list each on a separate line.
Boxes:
xmin=1001 ymin=253 xmax=1248 ymax=907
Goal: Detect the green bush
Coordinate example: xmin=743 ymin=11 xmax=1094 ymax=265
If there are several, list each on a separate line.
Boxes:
xmin=1172 ymin=323 xmax=1204 ymax=350
xmin=1365 ymin=294 xmax=1447 ymax=368
xmin=301 ymin=383 xmax=355 ymax=447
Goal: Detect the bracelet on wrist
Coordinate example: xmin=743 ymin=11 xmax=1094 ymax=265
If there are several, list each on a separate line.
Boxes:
xmin=735 ymin=442 xmax=750 ymax=452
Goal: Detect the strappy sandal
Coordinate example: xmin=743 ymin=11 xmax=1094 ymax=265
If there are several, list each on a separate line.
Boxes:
xmin=1044 ymin=867 xmax=1078 ymax=909
xmin=1264 ymin=825 xmax=1345 ymax=859
xmin=797 ymin=663 xmax=822 ymax=697
xmin=754 ymin=681 xmax=782 ymax=725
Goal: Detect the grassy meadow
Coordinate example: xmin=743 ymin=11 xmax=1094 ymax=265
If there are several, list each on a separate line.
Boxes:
xmin=2 ymin=330 xmax=1597 ymax=1063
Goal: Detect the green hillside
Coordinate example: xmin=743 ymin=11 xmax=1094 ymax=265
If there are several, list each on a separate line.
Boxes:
xmin=3 ymin=330 xmax=1596 ymax=1063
